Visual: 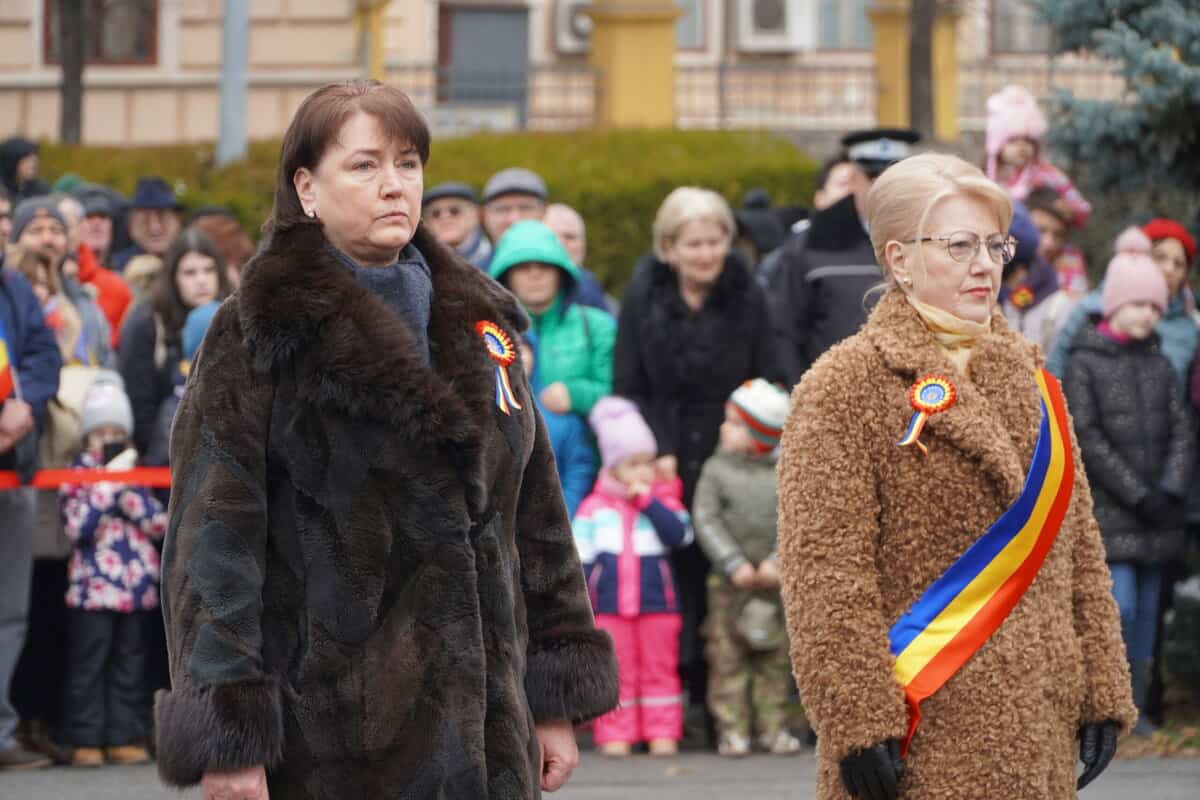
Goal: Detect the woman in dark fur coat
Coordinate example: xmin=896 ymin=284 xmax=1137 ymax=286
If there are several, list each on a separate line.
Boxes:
xmin=154 ymin=80 xmax=618 ymax=800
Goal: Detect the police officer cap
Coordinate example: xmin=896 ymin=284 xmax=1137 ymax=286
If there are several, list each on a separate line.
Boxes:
xmin=841 ymin=128 xmax=921 ymax=176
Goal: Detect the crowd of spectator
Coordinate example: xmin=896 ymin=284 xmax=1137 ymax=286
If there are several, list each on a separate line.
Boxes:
xmin=1 ymin=79 xmax=1199 ymax=772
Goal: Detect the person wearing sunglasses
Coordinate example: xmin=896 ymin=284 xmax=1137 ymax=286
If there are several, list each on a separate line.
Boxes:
xmin=421 ymin=182 xmax=491 ymax=270
xmin=776 ymin=153 xmax=1134 ymax=800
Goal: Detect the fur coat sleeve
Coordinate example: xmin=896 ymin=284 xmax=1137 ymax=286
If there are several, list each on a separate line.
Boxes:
xmin=776 ymin=348 xmax=911 ymax=761
xmin=155 ymin=302 xmax=284 ymax=785
xmin=519 ymin=409 xmax=621 ymax=724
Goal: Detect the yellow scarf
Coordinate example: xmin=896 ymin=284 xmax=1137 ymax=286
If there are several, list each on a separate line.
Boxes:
xmin=906 ymin=296 xmax=991 ymax=376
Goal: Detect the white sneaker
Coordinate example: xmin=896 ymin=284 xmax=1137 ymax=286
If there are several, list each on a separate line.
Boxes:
xmin=718 ymin=732 xmax=751 ymax=758
xmin=761 ymin=730 xmax=803 ymax=756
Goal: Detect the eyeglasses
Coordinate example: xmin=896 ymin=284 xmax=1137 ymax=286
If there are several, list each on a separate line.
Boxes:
xmin=904 ymin=231 xmax=1017 ymax=265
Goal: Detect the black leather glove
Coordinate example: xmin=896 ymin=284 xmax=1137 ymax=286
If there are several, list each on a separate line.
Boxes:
xmin=1135 ymin=489 xmax=1175 ymax=525
xmin=1077 ymin=720 xmax=1120 ymax=791
xmin=839 ymin=739 xmax=905 ymax=800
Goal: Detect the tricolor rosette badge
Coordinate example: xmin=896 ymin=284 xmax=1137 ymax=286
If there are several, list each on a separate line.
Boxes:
xmin=476 ymin=320 xmax=524 ymax=416
xmin=897 ymin=374 xmax=957 ymax=456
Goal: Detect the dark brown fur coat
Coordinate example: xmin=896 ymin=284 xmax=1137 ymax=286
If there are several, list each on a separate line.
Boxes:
xmin=154 ymin=223 xmax=618 ymax=798
xmin=777 ymin=291 xmax=1135 ymax=799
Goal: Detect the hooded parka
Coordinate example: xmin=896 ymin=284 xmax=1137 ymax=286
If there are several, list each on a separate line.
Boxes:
xmin=778 ymin=291 xmax=1135 ymax=799
xmin=154 ymin=223 xmax=619 ymax=799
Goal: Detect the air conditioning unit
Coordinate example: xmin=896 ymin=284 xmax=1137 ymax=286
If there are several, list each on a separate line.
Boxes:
xmin=736 ymin=0 xmax=816 ymax=53
xmin=554 ymin=0 xmax=593 ymax=55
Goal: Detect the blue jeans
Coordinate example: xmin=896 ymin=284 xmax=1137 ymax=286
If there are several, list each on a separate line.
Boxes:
xmin=1109 ymin=563 xmax=1162 ymax=663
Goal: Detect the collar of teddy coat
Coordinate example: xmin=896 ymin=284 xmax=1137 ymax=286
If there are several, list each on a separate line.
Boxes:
xmin=863 ymin=289 xmax=1047 ymax=508
xmin=234 ymin=222 xmax=530 ymax=515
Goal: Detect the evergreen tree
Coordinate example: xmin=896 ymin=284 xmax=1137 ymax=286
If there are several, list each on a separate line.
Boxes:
xmin=1029 ymin=0 xmax=1200 ymax=192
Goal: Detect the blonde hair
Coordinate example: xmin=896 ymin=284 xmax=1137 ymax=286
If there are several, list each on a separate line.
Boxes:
xmin=865 ymin=153 xmax=1013 ymax=284
xmin=652 ymin=187 xmax=735 ymax=262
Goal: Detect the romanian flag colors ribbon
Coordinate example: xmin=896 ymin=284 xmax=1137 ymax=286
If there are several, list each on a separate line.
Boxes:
xmin=896 ymin=375 xmax=957 ymax=456
xmin=887 ymin=368 xmax=1074 ymax=757
xmin=476 ymin=320 xmax=523 ymax=416
xmin=0 ymin=316 xmax=14 ymax=401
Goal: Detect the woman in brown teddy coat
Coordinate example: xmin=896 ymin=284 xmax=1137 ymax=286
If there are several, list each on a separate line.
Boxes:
xmin=777 ymin=153 xmax=1134 ymax=800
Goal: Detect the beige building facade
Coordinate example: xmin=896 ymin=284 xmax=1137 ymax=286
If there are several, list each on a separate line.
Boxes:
xmin=0 ymin=1 xmax=1110 ymax=144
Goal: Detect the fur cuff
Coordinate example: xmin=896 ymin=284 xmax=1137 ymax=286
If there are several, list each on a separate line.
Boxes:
xmin=155 ymin=678 xmax=284 ymax=787
xmin=526 ymin=629 xmax=620 ymax=724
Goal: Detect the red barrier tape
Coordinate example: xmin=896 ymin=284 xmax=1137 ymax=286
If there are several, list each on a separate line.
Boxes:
xmin=0 ymin=467 xmax=173 ymax=490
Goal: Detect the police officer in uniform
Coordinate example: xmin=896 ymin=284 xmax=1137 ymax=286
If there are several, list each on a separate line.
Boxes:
xmin=769 ymin=128 xmax=920 ymax=385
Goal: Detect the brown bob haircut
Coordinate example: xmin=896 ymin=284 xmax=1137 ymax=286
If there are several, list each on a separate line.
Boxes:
xmin=269 ymin=80 xmax=431 ymax=233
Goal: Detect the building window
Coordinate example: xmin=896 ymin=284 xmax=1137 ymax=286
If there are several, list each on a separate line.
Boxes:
xmin=44 ymin=0 xmax=159 ymax=66
xmin=676 ymin=0 xmax=705 ymax=50
xmin=817 ymin=0 xmax=871 ymax=50
xmin=992 ymin=0 xmax=1053 ymax=54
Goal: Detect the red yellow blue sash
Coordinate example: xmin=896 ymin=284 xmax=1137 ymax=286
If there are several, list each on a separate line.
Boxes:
xmin=887 ymin=369 xmax=1073 ymax=756
xmin=0 ymin=316 xmax=14 ymax=401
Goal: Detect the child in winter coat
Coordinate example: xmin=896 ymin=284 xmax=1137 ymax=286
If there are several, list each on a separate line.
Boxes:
xmin=693 ymin=379 xmax=800 ymax=758
xmin=519 ymin=332 xmax=597 ymax=518
xmin=58 ymin=371 xmax=167 ymax=767
xmin=1063 ymin=228 xmax=1195 ymax=738
xmin=145 ymin=300 xmax=219 ymax=466
xmin=986 ymin=85 xmax=1091 ymax=229
xmin=574 ymin=396 xmax=693 ymax=757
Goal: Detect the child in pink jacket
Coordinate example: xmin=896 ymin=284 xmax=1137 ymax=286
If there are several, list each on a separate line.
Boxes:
xmin=575 ymin=396 xmax=693 ymax=757
xmin=986 ymin=84 xmax=1091 ymax=229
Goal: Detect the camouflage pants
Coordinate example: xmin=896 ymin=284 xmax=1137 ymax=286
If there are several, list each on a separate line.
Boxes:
xmin=702 ymin=573 xmax=794 ymax=739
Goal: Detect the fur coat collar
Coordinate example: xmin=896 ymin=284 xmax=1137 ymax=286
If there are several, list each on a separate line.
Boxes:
xmin=862 ymin=290 xmax=1045 ymax=505
xmin=236 ymin=222 xmax=529 ymax=516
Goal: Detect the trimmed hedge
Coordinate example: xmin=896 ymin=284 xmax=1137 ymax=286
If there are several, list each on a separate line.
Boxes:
xmin=40 ymin=130 xmax=817 ymax=292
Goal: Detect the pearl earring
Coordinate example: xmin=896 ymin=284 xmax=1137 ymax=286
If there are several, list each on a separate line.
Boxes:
xmin=307 ymin=208 xmax=316 ymax=219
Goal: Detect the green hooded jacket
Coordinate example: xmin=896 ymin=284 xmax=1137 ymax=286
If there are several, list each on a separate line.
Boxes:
xmin=490 ymin=220 xmax=616 ymax=415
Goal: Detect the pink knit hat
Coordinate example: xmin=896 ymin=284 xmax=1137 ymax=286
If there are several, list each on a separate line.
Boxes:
xmin=1101 ymin=227 xmax=1169 ymax=318
xmin=985 ymin=85 xmax=1048 ymax=180
xmin=589 ymin=396 xmax=657 ymax=470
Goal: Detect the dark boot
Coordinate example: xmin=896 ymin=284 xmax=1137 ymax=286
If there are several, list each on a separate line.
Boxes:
xmin=1130 ymin=661 xmax=1157 ymax=738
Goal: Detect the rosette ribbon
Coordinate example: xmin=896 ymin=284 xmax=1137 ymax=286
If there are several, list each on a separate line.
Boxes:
xmin=897 ymin=375 xmax=957 ymax=456
xmin=476 ymin=320 xmax=523 ymax=416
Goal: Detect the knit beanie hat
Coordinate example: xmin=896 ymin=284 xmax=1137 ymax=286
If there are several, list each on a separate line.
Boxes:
xmin=729 ymin=379 xmax=790 ymax=453
xmin=10 ymin=195 xmax=68 ymax=243
xmin=79 ymin=370 xmax=134 ymax=439
xmin=985 ymin=85 xmax=1048 ymax=180
xmin=182 ymin=300 xmax=221 ymax=362
xmin=1142 ymin=218 xmax=1197 ymax=264
xmin=588 ymin=396 xmax=657 ymax=470
xmin=1101 ymin=227 xmax=1168 ymax=318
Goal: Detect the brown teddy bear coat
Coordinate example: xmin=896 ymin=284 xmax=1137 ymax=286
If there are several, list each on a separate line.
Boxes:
xmin=154 ymin=223 xmax=618 ymax=798
xmin=777 ymin=290 xmax=1135 ymax=799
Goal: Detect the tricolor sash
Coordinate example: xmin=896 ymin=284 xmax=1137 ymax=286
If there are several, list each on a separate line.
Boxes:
xmin=887 ymin=369 xmax=1074 ymax=756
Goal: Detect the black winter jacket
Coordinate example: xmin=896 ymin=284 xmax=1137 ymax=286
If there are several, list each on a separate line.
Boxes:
xmin=1063 ymin=322 xmax=1195 ymax=565
xmin=767 ymin=194 xmax=881 ymax=386
xmin=614 ymin=253 xmax=783 ymax=505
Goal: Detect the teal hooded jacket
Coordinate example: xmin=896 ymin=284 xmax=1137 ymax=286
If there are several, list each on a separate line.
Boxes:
xmin=490 ymin=220 xmax=616 ymax=415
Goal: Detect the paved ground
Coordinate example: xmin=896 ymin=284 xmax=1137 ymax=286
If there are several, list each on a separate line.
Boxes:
xmin=3 ymin=753 xmax=1199 ymax=799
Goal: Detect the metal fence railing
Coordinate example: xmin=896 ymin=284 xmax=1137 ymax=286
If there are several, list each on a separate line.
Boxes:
xmin=388 ymin=62 xmax=600 ymax=134
xmin=387 ymin=56 xmax=1124 ymax=135
xmin=675 ymin=63 xmax=876 ymax=131
xmin=958 ymin=56 xmax=1126 ymax=131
